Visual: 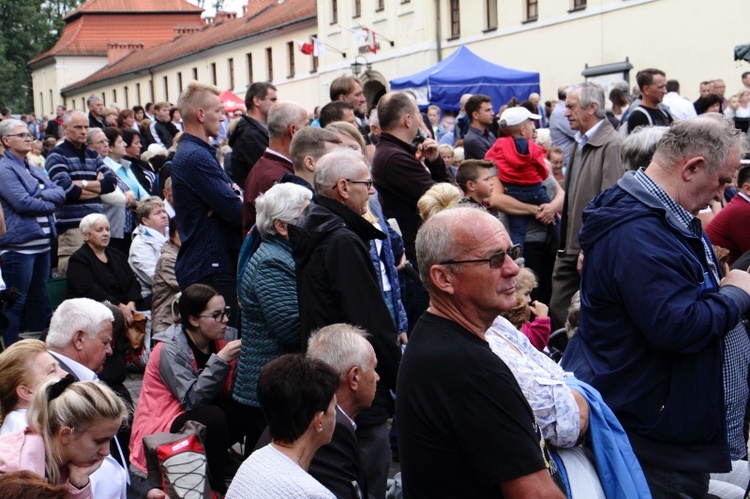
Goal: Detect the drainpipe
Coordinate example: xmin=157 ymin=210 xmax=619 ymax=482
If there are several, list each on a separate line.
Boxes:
xmin=435 ymin=0 xmax=442 ymax=62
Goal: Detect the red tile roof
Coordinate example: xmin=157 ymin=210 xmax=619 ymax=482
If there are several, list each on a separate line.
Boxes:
xmin=62 ymin=0 xmax=316 ymax=93
xmin=29 ymin=0 xmax=203 ymax=66
xmin=65 ymin=0 xmax=203 ymax=19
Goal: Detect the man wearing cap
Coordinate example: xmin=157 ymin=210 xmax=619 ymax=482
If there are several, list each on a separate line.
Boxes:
xmin=485 ymin=106 xmax=553 ymax=253
xmin=549 ymin=82 xmax=624 ymax=329
xmin=463 ymin=94 xmax=497 ymax=160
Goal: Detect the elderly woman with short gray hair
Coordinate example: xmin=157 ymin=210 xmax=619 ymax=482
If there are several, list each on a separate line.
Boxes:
xmin=67 ymin=213 xmax=141 ymax=325
xmin=0 ymin=119 xmax=65 ymax=346
xmin=232 ymin=182 xmax=312 ymax=452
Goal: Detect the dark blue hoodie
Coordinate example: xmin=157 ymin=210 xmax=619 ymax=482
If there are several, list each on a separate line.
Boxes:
xmin=561 ymin=171 xmax=749 ymax=473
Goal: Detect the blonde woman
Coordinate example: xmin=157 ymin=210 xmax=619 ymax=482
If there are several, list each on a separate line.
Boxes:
xmin=0 ymin=340 xmax=66 ymax=435
xmin=0 ymin=379 xmax=127 ymax=498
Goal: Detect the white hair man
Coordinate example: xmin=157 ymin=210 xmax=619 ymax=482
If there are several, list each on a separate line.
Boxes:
xmin=288 ymin=148 xmax=402 ymax=499
xmin=549 ymin=82 xmax=625 ymax=329
xmin=305 ymin=324 xmax=378 ymax=497
xmin=46 ymin=298 xmax=165 ymax=498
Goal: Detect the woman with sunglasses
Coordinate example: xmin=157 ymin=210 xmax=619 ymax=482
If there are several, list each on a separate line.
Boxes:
xmin=129 ymin=283 xmax=241 ymax=496
xmin=0 ymin=119 xmax=65 ymax=346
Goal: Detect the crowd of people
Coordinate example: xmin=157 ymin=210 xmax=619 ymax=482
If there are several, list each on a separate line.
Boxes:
xmin=0 ymin=66 xmax=747 ymax=499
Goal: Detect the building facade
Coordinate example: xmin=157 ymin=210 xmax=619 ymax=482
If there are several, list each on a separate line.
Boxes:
xmin=31 ymin=0 xmax=750 ymax=117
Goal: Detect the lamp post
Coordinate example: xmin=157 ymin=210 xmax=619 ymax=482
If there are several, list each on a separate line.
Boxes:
xmin=350 ymin=55 xmax=371 ymax=76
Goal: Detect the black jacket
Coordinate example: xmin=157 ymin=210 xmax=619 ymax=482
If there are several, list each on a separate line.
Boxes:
xmin=228 ymin=115 xmax=268 ymax=187
xmin=67 ymin=243 xmax=142 ymax=305
xmin=89 ymin=112 xmax=106 ymax=129
xmin=289 ymin=196 xmax=401 ymax=426
xmin=151 ymin=120 xmax=178 ymax=149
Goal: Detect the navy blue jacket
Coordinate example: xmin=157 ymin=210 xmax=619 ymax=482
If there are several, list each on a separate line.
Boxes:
xmin=171 ymin=134 xmax=243 ymax=288
xmin=0 ymin=151 xmax=65 ymax=248
xmin=562 ymin=171 xmax=750 ymax=473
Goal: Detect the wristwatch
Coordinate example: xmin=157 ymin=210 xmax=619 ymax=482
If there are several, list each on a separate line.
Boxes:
xmin=81 ymin=180 xmax=89 ymax=189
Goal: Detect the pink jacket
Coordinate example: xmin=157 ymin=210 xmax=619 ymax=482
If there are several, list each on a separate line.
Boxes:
xmin=129 ymin=325 xmax=235 ymax=472
xmin=522 ymin=317 xmax=551 ymax=352
xmin=0 ymin=429 xmax=94 ymax=498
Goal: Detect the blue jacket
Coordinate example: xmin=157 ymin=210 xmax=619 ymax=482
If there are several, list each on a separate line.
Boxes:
xmin=46 ymin=139 xmax=118 ymax=231
xmin=171 ymin=134 xmax=242 ymax=287
xmin=368 ymin=196 xmax=408 ymax=333
xmin=561 ymin=171 xmax=749 ymax=473
xmin=0 ymin=151 xmax=65 ymax=248
xmin=233 ymin=235 xmax=301 ymax=407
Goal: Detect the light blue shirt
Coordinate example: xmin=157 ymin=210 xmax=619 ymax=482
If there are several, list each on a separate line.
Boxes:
xmin=112 ymin=158 xmax=149 ymax=200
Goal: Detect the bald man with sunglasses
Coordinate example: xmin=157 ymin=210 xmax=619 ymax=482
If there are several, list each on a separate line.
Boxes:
xmin=397 ymin=207 xmax=564 ymax=499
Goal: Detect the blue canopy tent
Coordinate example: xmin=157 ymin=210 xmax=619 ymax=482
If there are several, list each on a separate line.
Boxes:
xmin=390 ymin=46 xmax=540 ymax=112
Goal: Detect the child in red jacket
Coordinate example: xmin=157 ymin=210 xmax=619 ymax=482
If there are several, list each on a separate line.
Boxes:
xmin=485 ymin=107 xmax=558 ymax=253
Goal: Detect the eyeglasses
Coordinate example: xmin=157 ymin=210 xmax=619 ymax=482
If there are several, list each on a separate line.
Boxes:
xmin=197 ymin=306 xmax=231 ymax=323
xmin=6 ymin=132 xmax=32 ymax=139
xmin=332 ymin=178 xmax=374 ymax=190
xmin=439 ymin=244 xmax=522 ymax=269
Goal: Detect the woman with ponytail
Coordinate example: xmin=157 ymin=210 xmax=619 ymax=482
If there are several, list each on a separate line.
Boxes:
xmin=0 ymin=377 xmax=126 ymax=498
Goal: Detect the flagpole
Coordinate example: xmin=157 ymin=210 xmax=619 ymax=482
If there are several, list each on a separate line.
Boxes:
xmin=355 ymin=24 xmax=394 ymax=46
xmin=312 ymin=37 xmax=346 ymax=58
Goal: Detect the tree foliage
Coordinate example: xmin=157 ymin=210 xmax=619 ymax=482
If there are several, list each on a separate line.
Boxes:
xmin=0 ymin=0 xmax=82 ymax=113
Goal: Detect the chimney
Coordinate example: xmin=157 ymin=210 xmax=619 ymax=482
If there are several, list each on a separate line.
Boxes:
xmin=242 ymin=5 xmax=248 ymax=16
xmin=245 ymin=0 xmax=276 ymax=18
xmin=107 ymin=42 xmax=143 ymax=66
xmin=174 ymin=26 xmax=202 ymax=38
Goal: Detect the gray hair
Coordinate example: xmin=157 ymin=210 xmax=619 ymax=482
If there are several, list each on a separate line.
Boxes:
xmin=313 ymin=148 xmax=367 ymax=195
xmin=79 ymin=213 xmax=108 ymax=234
xmin=621 ymin=126 xmax=669 ymax=170
xmin=307 ymin=323 xmax=372 ymax=377
xmin=86 ymin=128 xmax=105 ymax=146
xmin=0 ymin=119 xmax=27 ymax=139
xmin=267 ymin=101 xmax=307 ymax=140
xmin=653 ymin=114 xmax=749 ymax=173
xmin=63 ymin=110 xmax=86 ymax=126
xmin=289 ymin=127 xmax=342 ymax=172
xmin=86 ymin=95 xmax=102 ymax=107
xmin=571 ymin=82 xmax=606 ymax=119
xmin=46 ymin=298 xmax=114 ymax=348
xmin=255 ymin=183 xmax=312 ymax=238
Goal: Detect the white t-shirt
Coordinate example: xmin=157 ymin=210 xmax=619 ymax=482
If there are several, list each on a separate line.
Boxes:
xmin=226 ymin=444 xmax=336 ymax=499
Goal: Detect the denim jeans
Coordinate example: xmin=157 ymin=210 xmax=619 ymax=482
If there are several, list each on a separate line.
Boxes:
xmin=504 ymin=182 xmax=556 ymax=253
xmin=1 ymin=250 xmax=52 ymax=346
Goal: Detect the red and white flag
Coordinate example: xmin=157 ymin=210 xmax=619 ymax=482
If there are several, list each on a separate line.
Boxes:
xmin=311 ymin=36 xmax=326 ymax=57
xmin=295 ymin=40 xmax=314 ymax=55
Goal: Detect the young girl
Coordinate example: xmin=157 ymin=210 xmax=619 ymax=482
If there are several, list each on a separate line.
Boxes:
xmin=502 ymin=267 xmax=551 ymax=351
xmin=0 ymin=378 xmax=127 ymax=498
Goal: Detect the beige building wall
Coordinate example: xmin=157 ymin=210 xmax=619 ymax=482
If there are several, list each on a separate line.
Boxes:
xmin=314 ymin=0 xmax=750 ymax=107
xmin=31 ymin=56 xmax=108 ymax=116
xmin=453 ymin=0 xmax=750 ymax=103
xmin=63 ymin=21 xmax=320 ymax=113
xmin=42 ymin=0 xmax=750 ymax=117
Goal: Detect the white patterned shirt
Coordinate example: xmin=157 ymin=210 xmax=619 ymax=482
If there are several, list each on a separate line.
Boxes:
xmin=486 ymin=316 xmax=580 ymax=448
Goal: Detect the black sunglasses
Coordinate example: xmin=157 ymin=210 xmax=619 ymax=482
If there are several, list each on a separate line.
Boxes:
xmin=439 ymin=244 xmax=522 ymax=269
